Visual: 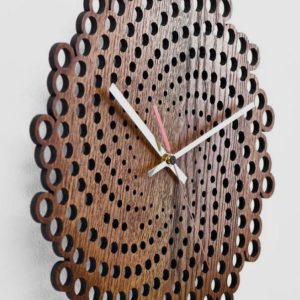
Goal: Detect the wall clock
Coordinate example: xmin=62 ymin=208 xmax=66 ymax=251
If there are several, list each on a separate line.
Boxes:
xmin=30 ymin=0 xmax=275 ymax=299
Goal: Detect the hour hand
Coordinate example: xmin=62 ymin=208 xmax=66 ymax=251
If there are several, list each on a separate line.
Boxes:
xmin=109 ymin=84 xmax=187 ymax=184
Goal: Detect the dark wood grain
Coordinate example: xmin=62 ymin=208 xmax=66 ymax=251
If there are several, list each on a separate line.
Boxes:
xmin=30 ymin=0 xmax=275 ymax=299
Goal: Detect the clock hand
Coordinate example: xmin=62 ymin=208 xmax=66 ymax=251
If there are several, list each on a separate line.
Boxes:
xmin=109 ymin=84 xmax=187 ymax=183
xmin=152 ymin=105 xmax=172 ymax=153
xmin=148 ymin=102 xmax=256 ymax=177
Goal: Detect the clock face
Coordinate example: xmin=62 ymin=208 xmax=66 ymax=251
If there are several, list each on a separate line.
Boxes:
xmin=30 ymin=1 xmax=275 ymax=299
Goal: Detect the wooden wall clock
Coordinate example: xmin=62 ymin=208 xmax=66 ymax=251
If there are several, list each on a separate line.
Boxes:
xmin=30 ymin=0 xmax=275 ymax=299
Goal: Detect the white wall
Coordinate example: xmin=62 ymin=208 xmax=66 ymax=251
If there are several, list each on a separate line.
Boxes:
xmin=0 ymin=1 xmax=298 ymax=299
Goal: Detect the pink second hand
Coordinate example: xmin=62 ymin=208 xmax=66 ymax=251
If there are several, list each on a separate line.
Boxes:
xmin=152 ymin=105 xmax=172 ymax=153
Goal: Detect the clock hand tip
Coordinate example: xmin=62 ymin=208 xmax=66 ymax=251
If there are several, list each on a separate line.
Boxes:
xmin=109 ymin=83 xmax=116 ymax=91
xmin=147 ymin=169 xmax=155 ymax=177
xmin=179 ymin=173 xmax=188 ymax=184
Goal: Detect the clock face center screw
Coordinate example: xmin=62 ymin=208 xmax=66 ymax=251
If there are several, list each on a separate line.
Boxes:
xmin=162 ymin=154 xmax=177 ymax=165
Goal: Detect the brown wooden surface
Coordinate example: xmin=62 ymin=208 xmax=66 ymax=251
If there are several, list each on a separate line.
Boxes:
xmin=30 ymin=0 xmax=275 ymax=299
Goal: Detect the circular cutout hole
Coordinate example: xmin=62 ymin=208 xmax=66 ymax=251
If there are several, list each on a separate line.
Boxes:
xmin=59 ymin=267 xmax=72 ymax=287
xmin=262 ymin=108 xmax=274 ymax=129
xmin=259 ymin=156 xmax=270 ymax=172
xmin=227 ymin=272 xmax=238 ymax=289
xmin=79 ymin=38 xmax=91 ymax=55
xmin=262 ymin=176 xmax=274 ymax=194
xmin=248 ymin=47 xmax=259 ymax=66
xmin=105 ymin=16 xmax=116 ymax=32
xmin=89 ymin=286 xmax=101 ymax=300
xmin=74 ymin=278 xmax=86 ymax=296
xmin=39 ymin=198 xmax=53 ymax=218
xmin=90 ymin=0 xmax=105 ymax=13
xmin=85 ymin=16 xmax=97 ymax=34
xmin=49 ymin=168 xmax=62 ymax=186
xmin=38 ymin=120 xmax=52 ymax=141
xmin=207 ymin=0 xmax=217 ymax=13
xmin=219 ymin=0 xmax=231 ymax=17
xmin=248 ymin=240 xmax=260 ymax=258
xmin=61 ymin=235 xmax=74 ymax=253
xmin=114 ymin=0 xmax=125 ymax=15
xmin=57 ymin=48 xmax=71 ymax=68
xmin=50 ymin=218 xmax=63 ymax=236
xmin=75 ymin=61 xmax=87 ymax=77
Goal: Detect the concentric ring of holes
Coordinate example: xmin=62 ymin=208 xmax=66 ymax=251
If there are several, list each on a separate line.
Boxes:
xmin=30 ymin=0 xmax=274 ymax=299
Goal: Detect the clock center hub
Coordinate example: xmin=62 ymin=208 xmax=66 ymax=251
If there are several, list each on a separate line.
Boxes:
xmin=162 ymin=153 xmax=177 ymax=165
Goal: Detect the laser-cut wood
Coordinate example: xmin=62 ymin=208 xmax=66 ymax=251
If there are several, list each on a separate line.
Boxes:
xmin=30 ymin=1 xmax=275 ymax=299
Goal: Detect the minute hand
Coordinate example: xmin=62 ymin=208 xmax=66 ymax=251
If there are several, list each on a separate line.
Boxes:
xmin=148 ymin=102 xmax=255 ymax=177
